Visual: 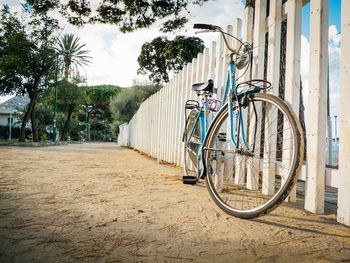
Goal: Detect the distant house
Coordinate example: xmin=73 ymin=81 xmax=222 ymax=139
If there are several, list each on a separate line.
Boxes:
xmin=0 ymin=96 xmax=29 ymax=127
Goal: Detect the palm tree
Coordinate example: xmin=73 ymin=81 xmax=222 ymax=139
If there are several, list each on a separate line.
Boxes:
xmin=56 ymin=34 xmax=91 ymax=79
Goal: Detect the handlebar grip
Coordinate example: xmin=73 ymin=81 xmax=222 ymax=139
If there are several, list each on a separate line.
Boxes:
xmin=193 ymin=24 xmax=217 ymax=30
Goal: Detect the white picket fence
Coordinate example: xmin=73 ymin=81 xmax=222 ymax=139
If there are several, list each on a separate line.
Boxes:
xmin=118 ymin=0 xmax=350 ymax=226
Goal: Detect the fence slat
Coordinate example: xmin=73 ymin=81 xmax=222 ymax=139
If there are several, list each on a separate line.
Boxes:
xmin=337 ymin=0 xmax=350 ymax=226
xmin=305 ymin=0 xmax=328 ymax=213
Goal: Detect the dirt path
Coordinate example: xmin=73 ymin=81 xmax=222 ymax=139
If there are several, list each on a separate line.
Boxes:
xmin=0 ymin=143 xmax=349 ymax=263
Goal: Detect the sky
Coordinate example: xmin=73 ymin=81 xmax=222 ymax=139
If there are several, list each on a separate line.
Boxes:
xmin=300 ymin=0 xmax=342 ymax=123
xmin=0 ymin=0 xmax=342 ymax=111
xmin=0 ymin=0 xmax=245 ymax=105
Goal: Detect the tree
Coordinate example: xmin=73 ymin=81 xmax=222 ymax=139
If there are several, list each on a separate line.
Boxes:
xmin=31 ymin=102 xmax=53 ymax=141
xmin=110 ymin=84 xmax=161 ymax=135
xmin=138 ymin=36 xmax=204 ymax=83
xmin=84 ymin=85 xmax=121 ymax=140
xmin=0 ymin=5 xmax=59 ymax=141
xmin=56 ymin=33 xmax=91 ymax=80
xmin=57 ymin=79 xmax=86 ymax=140
xmin=27 ymin=0 xmax=209 ymax=33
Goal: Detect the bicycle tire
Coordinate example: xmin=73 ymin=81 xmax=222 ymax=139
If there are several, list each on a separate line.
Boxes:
xmin=183 ymin=109 xmax=202 ymax=179
xmin=203 ymin=93 xmax=304 ymax=219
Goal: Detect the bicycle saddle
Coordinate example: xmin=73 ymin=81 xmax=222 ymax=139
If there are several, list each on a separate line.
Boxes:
xmin=192 ymin=79 xmax=214 ymax=93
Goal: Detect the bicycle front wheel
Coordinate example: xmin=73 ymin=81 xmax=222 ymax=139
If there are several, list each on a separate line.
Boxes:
xmin=203 ymin=93 xmax=304 ymax=219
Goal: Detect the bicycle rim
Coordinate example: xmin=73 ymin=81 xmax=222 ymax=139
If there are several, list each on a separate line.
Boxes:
xmin=183 ymin=110 xmax=201 ymax=178
xmin=204 ymin=93 xmax=304 ymax=218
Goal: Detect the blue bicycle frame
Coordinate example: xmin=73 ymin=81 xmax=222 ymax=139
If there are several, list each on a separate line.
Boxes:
xmin=187 ymin=62 xmax=250 ymax=155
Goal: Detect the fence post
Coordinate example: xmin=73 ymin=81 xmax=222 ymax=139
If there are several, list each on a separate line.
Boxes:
xmin=166 ymin=80 xmax=173 ymax=162
xmin=262 ymin=0 xmax=282 ymax=195
xmin=337 ymin=0 xmax=350 ymax=226
xmin=171 ymin=74 xmax=179 ymax=164
xmin=208 ymin=42 xmax=217 ymax=80
xmin=157 ymin=90 xmax=162 ymax=163
xmin=283 ymin=0 xmax=302 ymax=202
xmin=160 ymin=87 xmax=169 ymax=161
xmin=202 ymin=48 xmax=209 ymax=81
xmin=176 ymin=68 xmax=186 ymax=166
xmin=247 ymin=0 xmax=267 ymax=190
xmin=214 ymin=35 xmax=224 ymax=100
xmin=305 ymin=0 xmax=328 ymax=213
xmin=235 ymin=7 xmax=253 ymax=184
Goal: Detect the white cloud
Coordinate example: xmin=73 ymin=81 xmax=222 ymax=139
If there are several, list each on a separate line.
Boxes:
xmin=1 ymin=0 xmax=244 ymax=87
xmin=61 ymin=0 xmax=244 ymax=86
xmin=64 ymin=23 xmax=160 ymax=86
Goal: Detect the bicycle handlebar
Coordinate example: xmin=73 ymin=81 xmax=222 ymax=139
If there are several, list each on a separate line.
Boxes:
xmin=193 ymin=24 xmax=243 ymax=54
xmin=193 ymin=23 xmax=252 ymax=57
xmin=193 ymin=23 xmax=222 ymax=31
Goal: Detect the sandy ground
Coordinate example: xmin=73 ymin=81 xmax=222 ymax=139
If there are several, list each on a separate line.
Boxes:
xmin=0 ymin=143 xmax=349 ymax=263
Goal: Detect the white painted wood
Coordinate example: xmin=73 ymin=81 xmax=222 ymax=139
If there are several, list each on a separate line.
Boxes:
xmin=166 ymin=80 xmax=173 ymax=162
xmin=262 ymin=0 xmax=282 ymax=195
xmin=283 ymin=0 xmax=302 ymax=202
xmin=219 ymin=25 xmax=233 ymax=102
xmin=247 ymin=0 xmax=266 ymax=190
xmin=178 ymin=71 xmax=184 ymax=165
xmin=156 ymin=91 xmax=162 ymax=162
xmin=196 ymin=53 xmax=204 ymax=82
xmin=235 ymin=7 xmax=253 ymax=185
xmin=225 ymin=18 xmax=242 ymax=186
xmin=179 ymin=66 xmax=188 ymax=167
xmin=337 ymin=0 xmax=350 ymax=226
xmin=214 ymin=35 xmax=224 ymax=101
xmin=174 ymin=70 xmax=180 ymax=165
xmin=252 ymin=0 xmax=267 ymax=79
xmin=202 ymin=48 xmax=209 ymax=82
xmin=208 ymin=42 xmax=217 ymax=80
xmin=189 ymin=59 xmax=197 ymax=171
xmin=175 ymin=75 xmax=181 ymax=164
xmin=305 ymin=0 xmax=328 ymax=213
xmin=169 ymin=77 xmax=176 ymax=163
xmin=160 ymin=87 xmax=166 ymax=161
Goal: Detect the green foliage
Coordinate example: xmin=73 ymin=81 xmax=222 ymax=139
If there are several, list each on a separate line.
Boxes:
xmin=58 ymin=80 xmax=86 ymax=112
xmin=82 ymin=84 xmax=121 ymax=141
xmin=0 ymin=7 xmax=58 ymax=96
xmin=56 ymin=33 xmax=91 ymax=79
xmin=89 ymin=119 xmax=113 ymax=141
xmin=32 ymin=101 xmax=53 ymax=140
xmin=110 ymin=84 xmax=161 ymax=134
xmin=26 ymin=0 xmax=209 ymax=32
xmin=138 ymin=36 xmax=204 ymax=83
xmin=0 ymin=5 xmax=59 ymax=141
xmin=57 ymin=79 xmax=86 ymax=140
xmin=85 ymin=84 xmax=121 ymax=122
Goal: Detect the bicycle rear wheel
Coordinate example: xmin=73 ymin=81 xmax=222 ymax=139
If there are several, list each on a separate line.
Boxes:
xmin=183 ymin=109 xmax=202 ymax=181
xmin=203 ymin=93 xmax=304 ymax=218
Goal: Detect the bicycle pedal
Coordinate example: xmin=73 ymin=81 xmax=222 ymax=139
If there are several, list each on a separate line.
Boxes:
xmin=182 ymin=176 xmax=197 ymax=185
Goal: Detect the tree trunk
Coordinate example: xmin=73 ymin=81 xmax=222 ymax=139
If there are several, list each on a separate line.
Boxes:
xmin=30 ymin=108 xmax=39 ymax=142
xmin=61 ymin=109 xmax=73 ymax=141
xmin=87 ymin=111 xmax=92 ymax=141
xmin=19 ymin=90 xmax=38 ymax=142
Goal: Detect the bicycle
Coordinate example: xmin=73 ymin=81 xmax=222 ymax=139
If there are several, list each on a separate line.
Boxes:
xmin=182 ymin=24 xmax=304 ymax=219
